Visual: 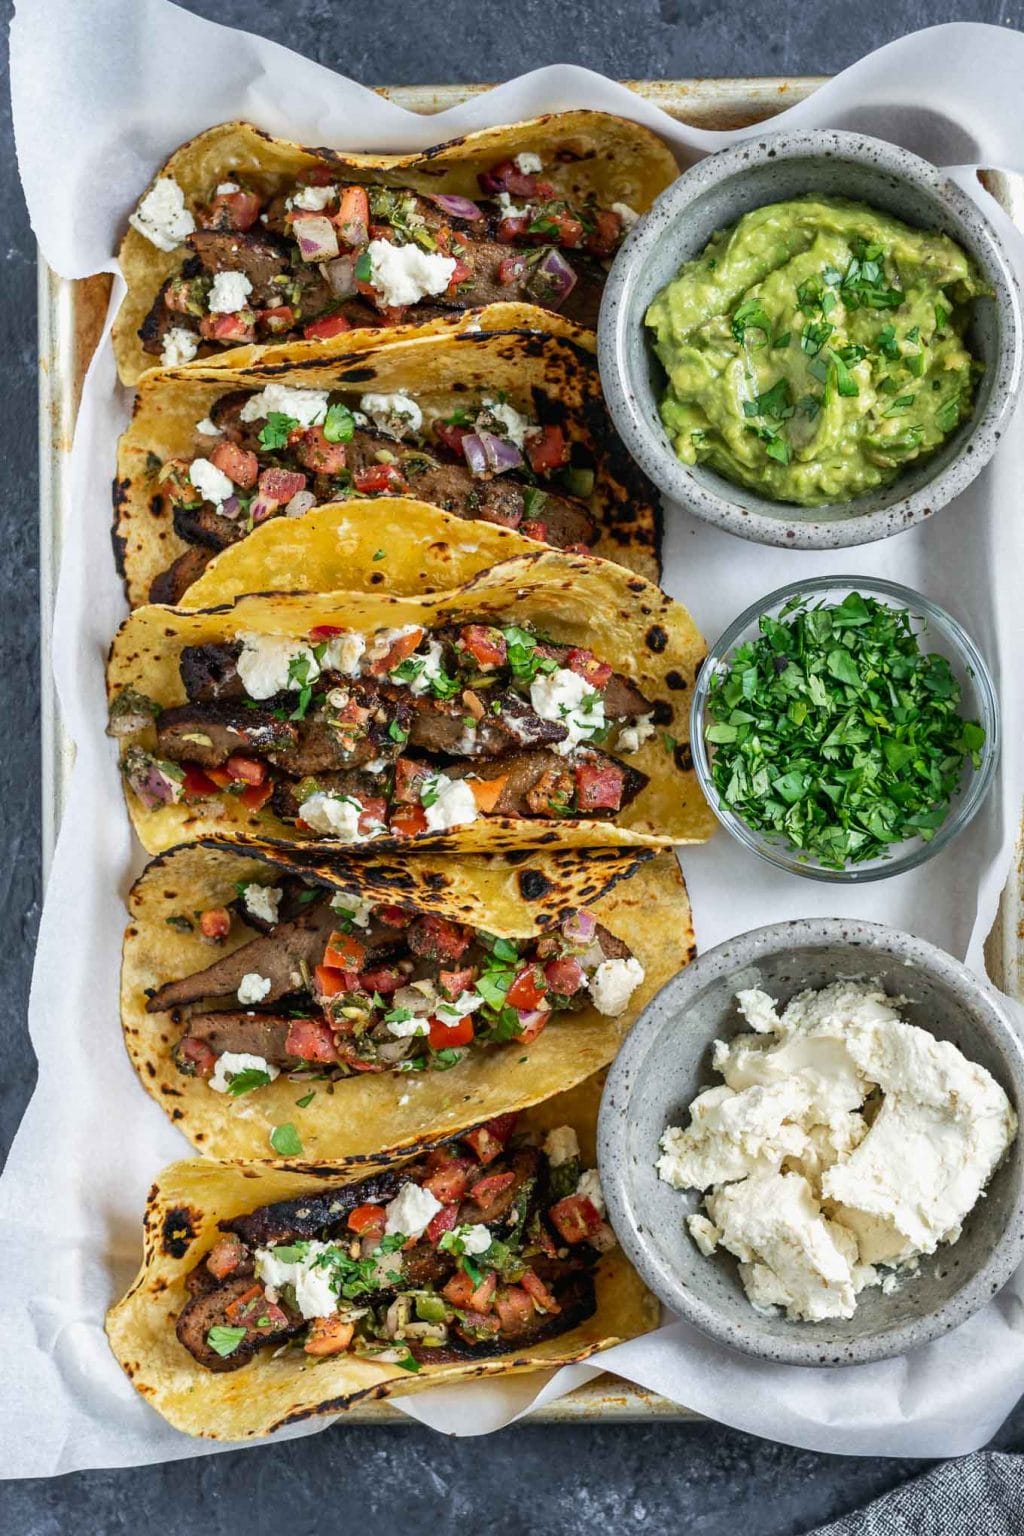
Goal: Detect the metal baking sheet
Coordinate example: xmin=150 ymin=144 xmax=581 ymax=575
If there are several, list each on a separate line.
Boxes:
xmin=36 ymin=76 xmax=1023 ymax=1424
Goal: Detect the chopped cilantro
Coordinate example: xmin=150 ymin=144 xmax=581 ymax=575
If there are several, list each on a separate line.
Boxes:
xmin=259 ymin=412 xmax=297 ymax=451
xmin=227 ymin=1067 xmax=272 ymax=1096
xmin=270 ymin=1123 xmax=303 ymax=1156
xmin=206 ymin=1325 xmax=247 ymax=1358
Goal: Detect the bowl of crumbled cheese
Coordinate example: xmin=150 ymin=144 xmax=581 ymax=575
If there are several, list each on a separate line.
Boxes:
xmin=597 ymin=918 xmax=1024 ymax=1366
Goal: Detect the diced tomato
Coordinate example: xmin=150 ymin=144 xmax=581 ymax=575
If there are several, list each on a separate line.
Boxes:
xmin=498 ymin=251 xmax=529 ymax=284
xmin=366 ymin=627 xmax=425 ymax=677
xmin=210 ymin=440 xmax=259 ymax=490
xmin=446 ymin=257 xmax=472 ymax=294
xmin=308 ymin=624 xmax=345 ymax=642
xmin=520 ymin=519 xmax=548 ymax=543
xmin=293 ymin=425 xmax=347 ymax=473
xmin=441 ymin=1270 xmax=475 ymax=1308
xmin=304 ymin=1316 xmax=355 ymax=1356
xmin=543 ymin=955 xmax=585 ymax=996
xmin=496 ymin=215 xmax=530 ymax=244
xmin=182 ymin=765 xmax=219 ymax=799
xmin=207 ymin=189 xmax=263 ymax=231
xmin=358 ymin=965 xmax=403 ymax=996
xmin=463 ymin=1115 xmax=517 ymax=1166
xmin=352 ymin=463 xmax=409 ymax=495
xmin=347 ymin=1203 xmax=386 ymax=1237
xmin=258 ymin=466 xmax=307 ymax=502
xmin=506 ymin=966 xmax=548 ymax=1011
xmin=565 ymin=647 xmax=612 ymax=689
xmin=438 ymin=967 xmax=476 ymax=1000
xmin=442 ymin=1269 xmax=497 ymax=1313
xmin=225 ymin=754 xmax=267 ymax=786
xmin=206 ymin=1234 xmax=243 ymax=1279
xmin=525 ymin=424 xmax=570 ymax=474
xmin=285 ymin=1017 xmax=338 ymax=1063
xmin=573 ymin=760 xmax=626 ymax=813
xmin=586 ymin=208 xmax=623 ymax=257
xmin=203 ymin=766 xmax=233 ymax=790
xmin=323 ymin=929 xmax=368 ymax=971
xmin=199 ymin=311 xmax=255 ymax=344
xmin=177 ymin=1036 xmax=218 ymax=1078
xmin=257 ymin=305 xmax=296 ymax=335
xmin=425 ymin=1203 xmax=460 ymax=1244
xmin=434 ymin=421 xmax=471 ymax=458
xmin=240 ymin=778 xmax=274 ymax=813
xmin=358 ymin=795 xmax=388 ymax=836
xmin=407 ymin=914 xmax=471 ymax=963
xmin=428 ymin=1013 xmax=474 ymax=1050
xmin=334 ymin=185 xmax=369 ymax=248
xmin=423 ymin=1158 xmax=472 ymax=1205
xmin=456 ymin=1309 xmax=502 ymax=1340
xmin=314 ymin=964 xmax=349 ymax=998
xmin=377 ymin=904 xmax=413 ymax=928
xmin=198 ymin=906 xmax=232 ymax=941
xmin=224 ymin=1284 xmax=264 ymax=1324
xmin=544 ymin=210 xmax=584 ymax=248
xmin=390 ymin=804 xmax=428 ymax=838
xmin=468 ymin=775 xmax=507 ymax=815
xmin=303 ymin=312 xmax=352 ymax=341
xmin=548 ymin=1192 xmax=603 ymax=1245
xmin=521 ymin=1268 xmax=561 ymax=1313
xmin=459 ymin=624 xmax=507 ymax=670
xmin=494 ymin=1285 xmax=535 ymax=1331
xmin=467 ymin=1171 xmax=516 ymax=1215
xmin=516 ymin=1007 xmax=551 ymax=1043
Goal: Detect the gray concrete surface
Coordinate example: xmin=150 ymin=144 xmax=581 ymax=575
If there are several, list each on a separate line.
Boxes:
xmin=3 ymin=0 xmax=1023 ymax=1528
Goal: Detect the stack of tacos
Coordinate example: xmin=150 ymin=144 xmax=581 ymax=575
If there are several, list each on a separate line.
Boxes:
xmin=102 ymin=109 xmax=705 ymax=1437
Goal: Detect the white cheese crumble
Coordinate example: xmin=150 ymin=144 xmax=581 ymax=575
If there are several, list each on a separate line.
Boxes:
xmin=481 ymin=396 xmax=531 ymax=446
xmin=617 ymin=713 xmax=655 ymax=754
xmin=460 ymin=1224 xmax=493 ymax=1255
xmin=195 ymin=416 xmax=223 ymax=437
xmin=330 ymin=892 xmax=374 ymax=927
xmin=514 ymin=152 xmax=543 ymax=175
xmin=208 ymin=1051 xmax=280 ymax=1094
xmin=238 ymin=385 xmax=329 ymax=427
xmin=322 ymin=632 xmax=367 ymax=677
xmin=289 ymin=183 xmax=337 ymax=211
xmin=611 ymin=202 xmax=640 ymax=228
xmin=235 ymin=632 xmax=318 ymax=699
xmin=255 ymin=1241 xmax=340 ymax=1319
xmin=658 ymin=981 xmax=1018 ymax=1323
xmin=189 ymin=457 xmax=235 ymax=509
xmin=576 ymin=1168 xmax=607 ymax=1217
xmin=161 ymin=327 xmax=199 ymax=367
xmin=242 ymin=884 xmax=282 ymax=926
xmin=367 ymin=239 xmax=456 ymax=308
xmin=434 ymin=990 xmax=484 ymax=1025
xmin=208 ymin=270 xmax=253 ymax=314
xmin=543 ymin=1125 xmax=580 ymax=1167
xmin=589 ymin=956 xmax=645 ymax=1017
xmin=386 ymin=1016 xmax=431 ymax=1039
xmin=420 ymin=775 xmax=480 ymax=832
xmin=496 ymin=191 xmax=527 ymax=218
xmin=298 ymin=792 xmax=384 ymax=842
xmin=530 ymin=668 xmax=605 ymax=754
xmin=384 ymin=1182 xmax=442 ymax=1239
xmin=129 ymin=176 xmax=195 ymax=251
xmin=237 ymin=972 xmax=273 ymax=1006
xmin=359 ymin=391 xmax=423 ymax=439
xmin=216 ymin=181 xmax=240 ymax=194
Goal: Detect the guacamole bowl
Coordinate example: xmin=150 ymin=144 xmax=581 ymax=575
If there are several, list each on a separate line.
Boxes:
xmin=597 ymin=129 xmax=1021 ymax=548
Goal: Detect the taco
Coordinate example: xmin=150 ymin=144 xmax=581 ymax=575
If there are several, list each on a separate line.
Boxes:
xmin=105 ymin=1074 xmax=657 ymax=1439
xmin=113 ymin=112 xmax=677 ymax=384
xmin=122 ymin=839 xmax=692 ymax=1158
xmin=106 ymin=549 xmax=715 ymax=856
xmin=112 ymin=307 xmax=660 ymax=606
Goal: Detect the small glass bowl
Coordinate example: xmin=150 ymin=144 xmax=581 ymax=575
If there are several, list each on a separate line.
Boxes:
xmin=690 ymin=576 xmax=1000 ymax=883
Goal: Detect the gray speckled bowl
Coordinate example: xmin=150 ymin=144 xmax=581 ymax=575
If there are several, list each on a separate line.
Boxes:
xmin=597 ymin=919 xmax=1024 ymax=1367
xmin=597 ymin=130 xmax=1022 ymax=548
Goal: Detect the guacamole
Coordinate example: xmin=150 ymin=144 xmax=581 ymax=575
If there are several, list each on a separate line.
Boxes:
xmin=646 ymin=197 xmax=986 ymax=506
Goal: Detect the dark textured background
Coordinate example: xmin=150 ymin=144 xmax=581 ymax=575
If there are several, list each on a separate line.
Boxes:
xmin=4 ymin=1 xmax=1024 ymax=1529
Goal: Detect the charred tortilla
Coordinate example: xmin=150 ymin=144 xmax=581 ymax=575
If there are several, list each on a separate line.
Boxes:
xmin=106 ymin=548 xmax=714 ymax=856
xmin=105 ymin=1074 xmax=657 ymax=1440
xmin=113 ymin=306 xmax=660 ymax=606
xmin=113 ymin=113 xmax=677 ymax=385
xmin=122 ymin=840 xmax=693 ymax=1159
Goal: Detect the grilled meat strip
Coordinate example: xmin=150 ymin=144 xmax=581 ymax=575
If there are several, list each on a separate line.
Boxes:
xmin=149 ymin=545 xmax=215 ymax=605
xmin=175 ymin=1273 xmax=303 ymax=1373
xmin=147 ymin=901 xmax=340 ymax=1013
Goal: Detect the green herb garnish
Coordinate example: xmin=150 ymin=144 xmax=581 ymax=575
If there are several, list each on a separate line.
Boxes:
xmin=270 ymin=1123 xmax=303 ymax=1156
xmin=206 ymin=1325 xmax=248 ymax=1358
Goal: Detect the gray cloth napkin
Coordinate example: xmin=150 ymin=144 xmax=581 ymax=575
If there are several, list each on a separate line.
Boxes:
xmin=807 ymin=1452 xmax=1024 ymax=1534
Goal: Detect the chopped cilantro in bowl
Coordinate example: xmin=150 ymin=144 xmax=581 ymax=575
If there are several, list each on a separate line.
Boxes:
xmin=691 ymin=577 xmax=998 ymax=881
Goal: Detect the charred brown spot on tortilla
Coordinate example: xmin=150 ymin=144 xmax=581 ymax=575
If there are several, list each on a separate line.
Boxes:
xmin=645 ymin=625 xmax=669 ymax=653
xmin=161 ymin=1205 xmax=201 ymax=1258
xmin=652 ymin=700 xmax=674 ymax=726
xmin=518 ymin=869 xmax=553 ymax=901
xmin=665 ymin=670 xmax=688 ymax=691
xmin=674 ymin=743 xmax=694 ymax=773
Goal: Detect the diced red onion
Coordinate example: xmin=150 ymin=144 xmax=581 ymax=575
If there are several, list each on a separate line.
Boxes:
xmin=477 ymin=430 xmax=524 ymax=473
xmin=461 ymin=432 xmax=489 ymax=477
xmin=321 ymin=254 xmax=357 ymax=298
xmin=517 ymin=1007 xmax=550 ymax=1031
xmin=129 ymin=759 xmax=181 ymax=810
xmin=219 ymin=494 xmax=242 ymax=521
xmin=428 ymin=193 xmax=484 ymax=221
xmin=250 ymin=493 xmax=280 ymax=525
xmin=286 ymin=489 xmax=318 ymax=518
xmin=562 ymin=909 xmax=596 ymax=945
xmin=292 ymin=213 xmax=339 ymax=262
xmin=531 ymin=247 xmax=577 ymax=303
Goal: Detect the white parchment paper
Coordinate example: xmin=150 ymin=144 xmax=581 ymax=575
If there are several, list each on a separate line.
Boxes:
xmin=5 ymin=0 xmax=1024 ymax=1474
